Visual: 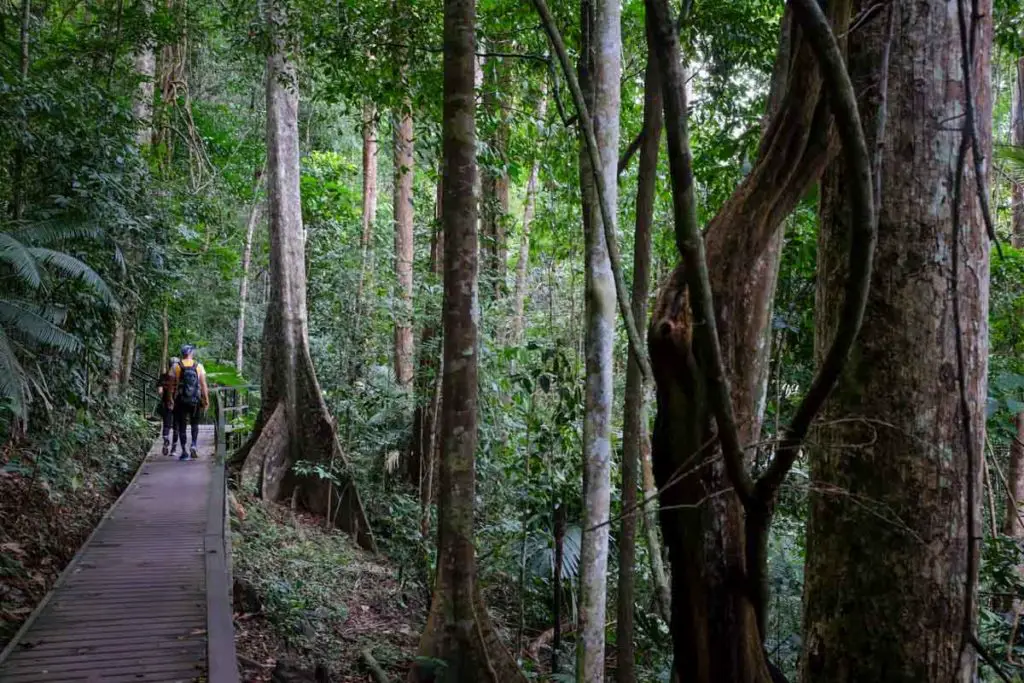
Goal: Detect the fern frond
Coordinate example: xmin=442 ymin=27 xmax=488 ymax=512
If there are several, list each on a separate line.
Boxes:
xmin=0 ymin=232 xmax=42 ymax=289
xmin=28 ymin=248 xmax=118 ymax=308
xmin=0 ymin=300 xmax=82 ymax=353
xmin=15 ymin=221 xmax=105 ymax=246
xmin=0 ymin=327 xmax=27 ymax=418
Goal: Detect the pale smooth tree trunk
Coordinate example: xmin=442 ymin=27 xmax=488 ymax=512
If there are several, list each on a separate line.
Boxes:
xmin=393 ymin=107 xmax=415 ymax=389
xmin=577 ymin=0 xmax=619 ymax=678
xmin=802 ymin=0 xmax=991 ymax=680
xmin=236 ymin=180 xmax=263 ymax=373
xmin=108 ymin=322 xmax=125 ymax=397
xmin=356 ymin=102 xmax=379 ymax=312
xmin=1012 ymin=56 xmax=1023 ymax=248
xmin=233 ymin=0 xmax=374 ymax=552
xmin=132 ymin=0 xmax=155 ymax=147
xmin=12 ymin=0 xmax=30 ymax=221
xmin=161 ymin=303 xmax=169 ymax=371
xmin=120 ymin=323 xmax=136 ymax=391
xmin=509 ymin=89 xmax=547 ymax=342
xmin=616 ymin=31 xmax=661 ymax=683
xmin=411 ymin=0 xmax=525 ymax=678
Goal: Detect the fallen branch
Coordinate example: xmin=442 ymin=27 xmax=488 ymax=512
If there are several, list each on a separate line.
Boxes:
xmin=360 ymin=648 xmax=393 ymax=683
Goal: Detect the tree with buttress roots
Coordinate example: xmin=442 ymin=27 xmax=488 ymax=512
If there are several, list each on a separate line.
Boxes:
xmin=229 ymin=0 xmax=375 ymax=553
xmin=408 ymin=0 xmax=527 ymax=679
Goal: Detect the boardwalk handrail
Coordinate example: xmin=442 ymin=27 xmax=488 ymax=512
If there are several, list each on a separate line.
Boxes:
xmin=205 ymin=435 xmax=240 ymax=683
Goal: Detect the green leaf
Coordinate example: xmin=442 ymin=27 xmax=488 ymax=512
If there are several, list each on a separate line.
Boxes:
xmin=0 ymin=300 xmax=82 ymax=354
xmin=0 ymin=327 xmax=26 ymax=419
xmin=0 ymin=232 xmax=42 ymax=289
xmin=28 ymin=248 xmax=118 ymax=308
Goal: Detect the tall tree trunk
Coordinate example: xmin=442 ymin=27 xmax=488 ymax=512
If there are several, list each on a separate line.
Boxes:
xmin=393 ymin=107 xmax=415 ymax=389
xmin=108 ymin=321 xmax=125 ymax=397
xmin=355 ymin=102 xmax=379 ymax=319
xmin=509 ymin=89 xmax=547 ymax=342
xmin=132 ymin=0 xmax=155 ymax=147
xmin=616 ymin=29 xmax=661 ymax=683
xmin=1012 ymin=56 xmax=1024 ymax=248
xmin=411 ymin=0 xmax=525 ymax=678
xmin=11 ymin=0 xmax=30 ymax=221
xmin=802 ymin=0 xmax=991 ymax=679
xmin=120 ymin=322 xmax=136 ymax=391
xmin=236 ymin=178 xmax=263 ymax=373
xmin=646 ymin=1 xmax=852 ymax=680
xmin=1005 ymin=414 xmax=1024 ymax=536
xmin=577 ymin=0 xmax=619 ymax=678
xmin=640 ymin=409 xmax=671 ymax=623
xmin=480 ymin=47 xmax=511 ymax=299
xmin=236 ymin=0 xmax=374 ymax=552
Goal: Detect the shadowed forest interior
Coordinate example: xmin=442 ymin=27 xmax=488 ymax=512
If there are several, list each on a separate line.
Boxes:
xmin=2 ymin=0 xmax=1024 ymax=681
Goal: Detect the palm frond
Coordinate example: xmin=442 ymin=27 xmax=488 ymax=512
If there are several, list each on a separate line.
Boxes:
xmin=15 ymin=220 xmax=106 ymax=246
xmin=0 ymin=300 xmax=83 ymax=354
xmin=28 ymin=247 xmax=118 ymax=308
xmin=0 ymin=232 xmax=42 ymax=289
xmin=0 ymin=327 xmax=27 ymax=419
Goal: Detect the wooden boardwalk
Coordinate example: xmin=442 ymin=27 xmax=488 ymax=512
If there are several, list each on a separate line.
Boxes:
xmin=0 ymin=424 xmax=239 ymax=682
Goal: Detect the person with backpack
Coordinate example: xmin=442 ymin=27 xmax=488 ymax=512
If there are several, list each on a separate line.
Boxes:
xmin=157 ymin=356 xmax=181 ymax=456
xmin=174 ymin=344 xmax=209 ymax=460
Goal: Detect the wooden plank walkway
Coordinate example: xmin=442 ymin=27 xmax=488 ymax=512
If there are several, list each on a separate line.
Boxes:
xmin=0 ymin=424 xmax=239 ymax=682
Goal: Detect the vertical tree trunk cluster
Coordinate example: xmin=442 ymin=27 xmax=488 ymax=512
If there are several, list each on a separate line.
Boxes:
xmin=802 ymin=1 xmax=991 ymax=680
xmin=616 ymin=23 xmax=662 ymax=683
xmin=577 ymin=0 xmax=620 ymax=677
xmin=411 ymin=0 xmax=524 ymax=679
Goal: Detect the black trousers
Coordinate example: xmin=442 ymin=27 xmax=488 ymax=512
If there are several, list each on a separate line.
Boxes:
xmin=174 ymin=401 xmax=202 ymax=451
xmin=160 ymin=403 xmax=179 ymax=448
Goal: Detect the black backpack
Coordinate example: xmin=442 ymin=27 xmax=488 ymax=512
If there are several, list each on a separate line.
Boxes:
xmin=177 ymin=361 xmax=201 ymax=406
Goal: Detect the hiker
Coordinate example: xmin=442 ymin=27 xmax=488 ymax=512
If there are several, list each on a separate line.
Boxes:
xmin=174 ymin=344 xmax=209 ymax=460
xmin=157 ymin=356 xmax=181 ymax=456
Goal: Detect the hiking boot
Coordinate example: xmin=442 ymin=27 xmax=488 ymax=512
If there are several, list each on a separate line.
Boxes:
xmin=162 ymin=439 xmax=169 ymax=457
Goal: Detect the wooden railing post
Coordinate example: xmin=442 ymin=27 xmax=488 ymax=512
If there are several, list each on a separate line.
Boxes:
xmin=215 ymin=391 xmax=226 ymax=460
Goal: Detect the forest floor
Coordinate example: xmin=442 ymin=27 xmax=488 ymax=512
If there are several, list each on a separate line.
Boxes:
xmin=0 ymin=408 xmax=151 ymax=648
xmin=231 ymin=492 xmax=427 ymax=682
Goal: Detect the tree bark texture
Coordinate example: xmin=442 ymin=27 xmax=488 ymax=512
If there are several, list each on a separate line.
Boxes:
xmin=802 ymin=1 xmax=991 ymax=680
xmin=577 ymin=0 xmax=619 ymax=679
xmin=132 ymin=0 xmax=155 ymax=147
xmin=12 ymin=0 xmax=30 ymax=221
xmin=1013 ymin=56 xmax=1024 ymax=248
xmin=411 ymin=0 xmax=524 ymax=679
xmin=356 ymin=102 xmax=379 ymax=313
xmin=236 ymin=180 xmax=263 ymax=373
xmin=481 ymin=47 xmax=511 ymax=299
xmin=243 ymin=0 xmax=374 ymax=552
xmin=646 ymin=1 xmax=850 ymax=680
xmin=393 ymin=107 xmax=415 ymax=389
xmin=510 ymin=89 xmax=547 ymax=342
xmin=616 ymin=29 xmax=661 ymax=683
xmin=108 ymin=321 xmax=125 ymax=397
